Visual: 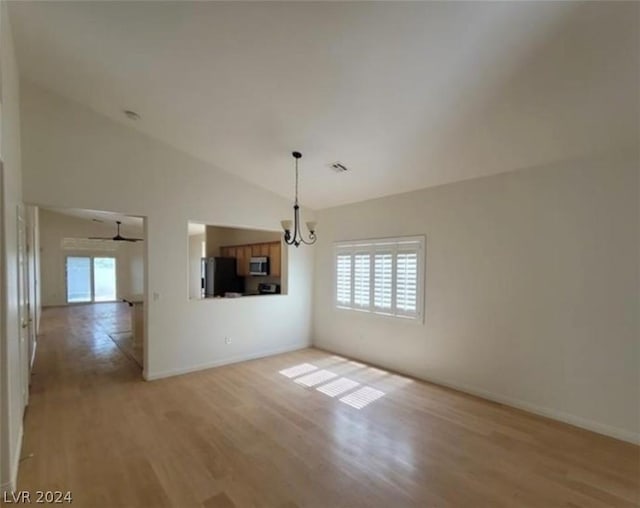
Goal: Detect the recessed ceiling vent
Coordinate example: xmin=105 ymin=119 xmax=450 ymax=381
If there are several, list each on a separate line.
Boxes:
xmin=328 ymin=161 xmax=348 ymax=173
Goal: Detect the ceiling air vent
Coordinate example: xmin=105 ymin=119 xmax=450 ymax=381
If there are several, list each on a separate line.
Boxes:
xmin=328 ymin=161 xmax=348 ymax=173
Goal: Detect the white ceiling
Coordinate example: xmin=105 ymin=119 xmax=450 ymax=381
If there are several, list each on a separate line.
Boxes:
xmin=43 ymin=207 xmax=206 ymax=236
xmin=43 ymin=207 xmax=144 ymax=229
xmin=9 ymin=2 xmax=639 ymax=209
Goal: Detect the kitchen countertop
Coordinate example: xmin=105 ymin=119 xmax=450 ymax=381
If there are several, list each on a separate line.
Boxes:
xmin=121 ymin=295 xmax=144 ymax=305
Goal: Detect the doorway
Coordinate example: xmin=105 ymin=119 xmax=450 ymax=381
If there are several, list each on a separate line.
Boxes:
xmin=37 ymin=207 xmax=147 ymax=376
xmin=65 ymin=256 xmax=117 ymax=304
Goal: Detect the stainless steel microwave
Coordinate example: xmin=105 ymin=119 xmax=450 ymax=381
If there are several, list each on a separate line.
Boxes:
xmin=249 ymin=256 xmax=269 ymax=276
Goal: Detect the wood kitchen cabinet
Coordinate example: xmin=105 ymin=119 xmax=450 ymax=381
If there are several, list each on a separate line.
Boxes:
xmin=259 ymin=243 xmax=270 ymax=256
xmin=235 ymin=247 xmax=245 ymax=276
xmin=219 ymin=241 xmax=282 ymax=277
xmin=269 ymin=242 xmax=281 ymax=277
xmin=220 ymin=244 xmax=253 ymax=276
xmin=238 ymin=245 xmax=252 ymax=276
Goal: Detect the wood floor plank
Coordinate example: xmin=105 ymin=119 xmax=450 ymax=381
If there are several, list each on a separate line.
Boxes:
xmin=17 ymin=304 xmax=640 ymax=507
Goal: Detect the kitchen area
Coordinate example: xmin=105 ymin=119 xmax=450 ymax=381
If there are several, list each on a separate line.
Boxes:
xmin=189 ymin=224 xmax=284 ymax=299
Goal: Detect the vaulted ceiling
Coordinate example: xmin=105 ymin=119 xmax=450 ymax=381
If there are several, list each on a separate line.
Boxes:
xmin=9 ymin=1 xmax=639 ymax=209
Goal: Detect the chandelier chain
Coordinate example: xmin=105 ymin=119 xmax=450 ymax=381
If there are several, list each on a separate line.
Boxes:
xmin=295 ymin=156 xmax=299 ymax=205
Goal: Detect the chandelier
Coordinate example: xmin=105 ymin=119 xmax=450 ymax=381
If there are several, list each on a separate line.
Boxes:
xmin=281 ymin=151 xmax=317 ymax=247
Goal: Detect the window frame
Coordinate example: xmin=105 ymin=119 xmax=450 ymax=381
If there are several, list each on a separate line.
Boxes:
xmin=333 ymin=236 xmax=425 ymax=322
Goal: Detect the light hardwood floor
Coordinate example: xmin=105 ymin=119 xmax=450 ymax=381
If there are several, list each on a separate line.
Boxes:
xmin=18 ymin=304 xmax=639 ymax=507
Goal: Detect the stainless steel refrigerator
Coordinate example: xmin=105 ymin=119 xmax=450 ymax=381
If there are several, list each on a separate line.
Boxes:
xmin=201 ymin=257 xmax=244 ymax=297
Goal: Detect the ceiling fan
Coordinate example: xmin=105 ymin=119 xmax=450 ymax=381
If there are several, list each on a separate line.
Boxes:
xmin=88 ymin=221 xmax=143 ymax=242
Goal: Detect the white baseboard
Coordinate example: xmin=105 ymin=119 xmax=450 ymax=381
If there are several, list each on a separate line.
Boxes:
xmin=0 ymin=480 xmax=12 ymax=496
xmin=30 ymin=340 xmax=37 ymax=369
xmin=145 ymin=342 xmax=310 ymax=381
xmin=419 ymin=374 xmax=640 ymax=444
xmin=313 ymin=346 xmax=639 ymax=445
xmin=3 ymin=423 xmax=24 ymax=493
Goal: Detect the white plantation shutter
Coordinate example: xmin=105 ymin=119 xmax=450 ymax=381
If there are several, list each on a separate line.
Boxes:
xmin=373 ymin=253 xmax=393 ymax=311
xmin=395 ymin=250 xmax=418 ymax=316
xmin=336 ymin=254 xmax=352 ymax=306
xmin=335 ymin=237 xmax=424 ymax=320
xmin=353 ymin=253 xmax=371 ymax=307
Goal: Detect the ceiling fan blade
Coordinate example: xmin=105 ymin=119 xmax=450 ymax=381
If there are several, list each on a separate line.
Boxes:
xmin=88 ymin=222 xmax=143 ymax=242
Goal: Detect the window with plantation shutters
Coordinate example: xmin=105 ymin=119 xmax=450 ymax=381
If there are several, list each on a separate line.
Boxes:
xmin=335 ymin=236 xmax=424 ymax=320
xmin=396 ymin=251 xmax=418 ymax=315
xmin=373 ymin=252 xmax=393 ymax=311
xmin=353 ymin=253 xmax=370 ymax=308
xmin=336 ymin=254 xmax=352 ymax=306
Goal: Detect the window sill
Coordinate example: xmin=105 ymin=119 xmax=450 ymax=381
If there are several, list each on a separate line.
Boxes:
xmin=334 ymin=305 xmax=424 ymax=324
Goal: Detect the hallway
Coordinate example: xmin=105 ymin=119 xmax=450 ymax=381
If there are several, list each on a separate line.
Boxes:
xmin=17 ymin=303 xmax=150 ymax=504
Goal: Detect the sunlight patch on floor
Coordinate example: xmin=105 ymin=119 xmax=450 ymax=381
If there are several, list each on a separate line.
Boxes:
xmin=279 ymin=363 xmax=318 ymax=378
xmin=294 ymin=369 xmax=338 ymax=387
xmin=316 ymin=377 xmax=360 ymax=397
xmin=278 ymin=359 xmax=389 ymax=409
xmin=339 ymin=387 xmax=386 ymax=409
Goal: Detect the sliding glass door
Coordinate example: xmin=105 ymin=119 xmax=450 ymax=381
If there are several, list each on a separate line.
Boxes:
xmin=66 ymin=256 xmax=117 ymax=303
xmin=93 ymin=257 xmax=117 ymax=301
xmin=66 ymin=256 xmax=92 ymax=302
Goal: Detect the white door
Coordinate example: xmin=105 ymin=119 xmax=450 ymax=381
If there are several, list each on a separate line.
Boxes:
xmin=27 ymin=207 xmax=38 ymax=367
xmin=17 ymin=206 xmax=30 ymax=407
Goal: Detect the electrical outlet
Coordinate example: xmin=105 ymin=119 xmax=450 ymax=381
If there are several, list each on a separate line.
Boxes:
xmin=224 ymin=337 xmax=231 ymax=344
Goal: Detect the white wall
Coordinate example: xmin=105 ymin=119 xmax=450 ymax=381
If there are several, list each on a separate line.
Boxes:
xmin=38 ymin=209 xmax=144 ymax=306
xmin=126 ymin=240 xmax=144 ymax=298
xmin=188 ymin=233 xmax=204 ymax=300
xmin=214 ymin=226 xmax=282 ymax=250
xmin=21 ymin=83 xmax=314 ymax=380
xmin=0 ymin=1 xmax=24 ymax=492
xmin=204 ymin=225 xmax=281 ymax=258
xmin=313 ymin=152 xmax=639 ymax=443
